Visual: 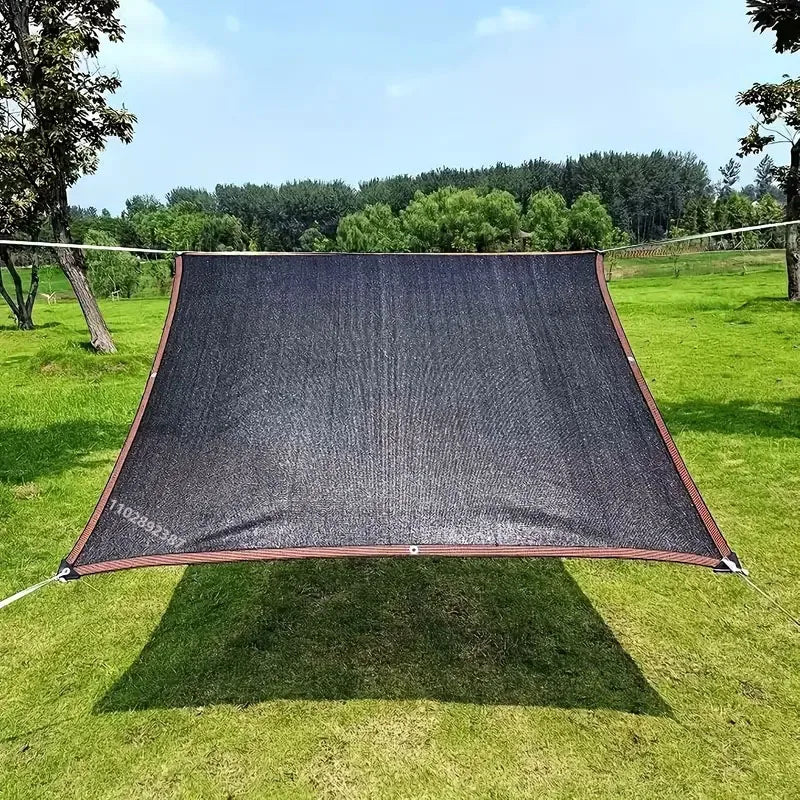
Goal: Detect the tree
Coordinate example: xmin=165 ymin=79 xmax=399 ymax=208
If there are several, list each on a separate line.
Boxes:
xmin=402 ymin=188 xmax=521 ymax=252
xmin=84 ymin=229 xmax=139 ymax=298
xmin=718 ymin=158 xmax=742 ymax=198
xmin=336 ymin=204 xmax=410 ymax=252
xmin=523 ymin=189 xmax=569 ymax=251
xmin=165 ymin=186 xmax=217 ymax=213
xmin=755 ymin=154 xmax=778 ymax=198
xmin=718 ymin=193 xmax=756 ymax=248
xmin=124 ymin=194 xmax=163 ymax=218
xmin=216 ymin=183 xmax=277 ymax=248
xmin=755 ymin=192 xmax=785 ymax=246
xmin=268 ymin=180 xmax=357 ymax=251
xmin=747 ymin=1 xmax=800 ymax=52
xmin=738 ymin=77 xmax=800 ymax=299
xmin=0 ymin=144 xmax=49 ymax=328
xmin=0 ymin=0 xmax=136 ymax=351
xmin=567 ymin=192 xmax=619 ymax=250
xmin=130 ymin=204 xmax=245 ymax=252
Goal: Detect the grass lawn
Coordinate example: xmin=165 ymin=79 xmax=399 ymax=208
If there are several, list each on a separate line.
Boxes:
xmin=1 ymin=266 xmax=799 ymax=799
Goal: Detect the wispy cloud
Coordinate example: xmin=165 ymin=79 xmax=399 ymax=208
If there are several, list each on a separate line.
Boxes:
xmin=475 ymin=7 xmax=539 ymax=37
xmin=104 ymin=0 xmax=221 ymax=78
xmin=224 ymin=14 xmax=241 ymax=34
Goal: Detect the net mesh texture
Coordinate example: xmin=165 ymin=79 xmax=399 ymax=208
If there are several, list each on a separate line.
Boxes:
xmin=65 ymin=252 xmax=732 ymax=575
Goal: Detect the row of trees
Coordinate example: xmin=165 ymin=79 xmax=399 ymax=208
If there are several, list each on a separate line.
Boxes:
xmin=328 ymin=188 xmax=627 ymax=253
xmin=134 ymin=151 xmax=710 ymax=251
xmin=675 ymin=192 xmax=784 ymax=241
xmin=67 ymin=151 xmax=784 ymax=258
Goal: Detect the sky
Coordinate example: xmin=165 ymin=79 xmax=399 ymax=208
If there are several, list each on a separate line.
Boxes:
xmin=72 ymin=0 xmax=799 ymax=212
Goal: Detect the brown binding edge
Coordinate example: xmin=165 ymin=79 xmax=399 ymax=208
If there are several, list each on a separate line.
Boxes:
xmin=72 ymin=545 xmax=719 ymax=576
xmin=65 ymin=255 xmax=185 ymax=565
xmin=593 ymin=252 xmax=731 ymax=558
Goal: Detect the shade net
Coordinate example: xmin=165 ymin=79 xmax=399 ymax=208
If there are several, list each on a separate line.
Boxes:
xmin=64 ymin=252 xmax=733 ymax=577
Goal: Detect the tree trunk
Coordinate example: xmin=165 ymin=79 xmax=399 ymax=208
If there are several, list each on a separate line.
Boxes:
xmin=786 ymin=142 xmax=800 ymax=302
xmin=50 ymin=192 xmax=117 ymax=352
xmin=0 ymin=246 xmax=35 ymax=329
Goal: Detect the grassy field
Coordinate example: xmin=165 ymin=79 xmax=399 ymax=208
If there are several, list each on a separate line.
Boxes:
xmin=608 ymin=248 xmax=785 ymax=279
xmin=1 ymin=264 xmax=799 ymax=799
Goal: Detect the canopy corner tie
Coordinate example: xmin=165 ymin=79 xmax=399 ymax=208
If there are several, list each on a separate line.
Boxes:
xmin=0 ymin=567 xmax=71 ymax=611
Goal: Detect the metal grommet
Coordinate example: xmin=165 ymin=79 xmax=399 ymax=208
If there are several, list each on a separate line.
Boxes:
xmin=409 ymin=545 xmax=420 ymax=556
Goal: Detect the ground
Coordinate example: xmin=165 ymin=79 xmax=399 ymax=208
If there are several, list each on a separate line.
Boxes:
xmin=1 ymin=257 xmax=799 ymax=799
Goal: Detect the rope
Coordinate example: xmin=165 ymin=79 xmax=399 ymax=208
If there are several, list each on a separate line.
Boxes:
xmin=0 ymin=239 xmax=175 ymax=255
xmin=0 ymin=568 xmax=71 ymax=611
xmin=738 ymin=573 xmax=800 ymax=630
xmin=602 ymin=219 xmax=798 ymax=254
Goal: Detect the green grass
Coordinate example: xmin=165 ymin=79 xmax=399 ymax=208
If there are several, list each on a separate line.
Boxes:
xmin=1 ymin=268 xmax=800 ymax=799
xmin=609 ymin=248 xmax=785 ymax=279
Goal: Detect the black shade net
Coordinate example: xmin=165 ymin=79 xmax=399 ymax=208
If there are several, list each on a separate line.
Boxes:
xmin=65 ymin=252 xmax=734 ymax=576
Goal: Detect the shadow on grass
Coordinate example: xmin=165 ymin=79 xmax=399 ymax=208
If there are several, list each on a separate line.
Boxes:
xmin=0 ymin=421 xmax=128 ymax=484
xmin=0 ymin=321 xmax=63 ymax=332
xmin=661 ymin=398 xmax=800 ymax=439
xmin=98 ymin=559 xmax=670 ymax=715
xmin=736 ymin=296 xmax=800 ymax=310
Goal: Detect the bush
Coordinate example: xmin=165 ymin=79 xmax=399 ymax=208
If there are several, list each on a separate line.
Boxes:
xmin=84 ymin=229 xmax=140 ymax=298
xmin=336 ymin=205 xmax=410 ymax=252
xmin=139 ymin=259 xmax=173 ymax=294
xmin=401 ymin=188 xmax=520 ymax=252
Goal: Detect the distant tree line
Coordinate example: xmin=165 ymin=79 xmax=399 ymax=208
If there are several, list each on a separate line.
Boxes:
xmin=60 ymin=150 xmax=720 ymax=255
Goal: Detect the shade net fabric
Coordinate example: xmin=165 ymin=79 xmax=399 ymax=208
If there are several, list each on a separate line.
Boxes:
xmin=65 ymin=252 xmax=733 ymax=576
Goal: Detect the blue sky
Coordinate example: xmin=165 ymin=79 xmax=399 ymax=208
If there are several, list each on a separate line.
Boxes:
xmin=72 ymin=0 xmax=798 ymax=212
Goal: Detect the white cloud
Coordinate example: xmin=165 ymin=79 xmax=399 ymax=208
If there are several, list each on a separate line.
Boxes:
xmin=475 ymin=7 xmax=539 ymax=37
xmin=224 ymin=15 xmax=241 ymax=34
xmin=103 ymin=0 xmax=221 ymax=78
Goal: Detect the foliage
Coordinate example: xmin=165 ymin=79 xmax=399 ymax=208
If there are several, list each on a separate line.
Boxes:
xmin=523 ymin=189 xmax=569 ymax=251
xmin=216 ymin=183 xmax=277 ymax=245
xmin=756 ymin=154 xmax=778 ymax=198
xmin=401 ymin=188 xmax=521 ymax=252
xmin=0 ymin=0 xmax=135 ymax=209
xmin=747 ymin=0 xmax=800 ymax=52
xmin=165 ymin=187 xmax=218 ymax=213
xmin=567 ymin=192 xmax=620 ymax=250
xmin=138 ymin=258 xmax=173 ymax=295
xmin=267 ymin=180 xmax=358 ymax=250
xmin=69 ymin=205 xmax=139 ymax=247
xmin=357 ymin=151 xmax=709 ymax=243
xmin=298 ymin=226 xmax=329 ymax=252
xmin=718 ymin=158 xmax=742 ymax=198
xmin=124 ymin=195 xmax=164 ymax=218
xmin=737 ymin=77 xmax=800 ymax=168
xmin=335 ymin=204 xmax=410 ymax=252
xmin=0 ymin=0 xmax=138 ymax=351
xmin=755 ymin=193 xmax=786 ymax=247
xmin=84 ymin=229 xmax=139 ymax=298
xmin=130 ymin=204 xmax=245 ymax=252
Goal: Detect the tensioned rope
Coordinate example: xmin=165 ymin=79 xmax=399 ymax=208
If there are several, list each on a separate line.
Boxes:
xmin=601 ymin=219 xmax=798 ymax=254
xmin=0 ymin=220 xmax=793 ymax=259
xmin=0 ymin=569 xmax=71 ymax=610
xmin=0 ymin=238 xmax=175 ymax=255
xmin=0 ymin=219 xmax=797 ymax=257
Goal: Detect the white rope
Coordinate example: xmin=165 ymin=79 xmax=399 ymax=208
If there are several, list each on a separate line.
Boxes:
xmin=739 ymin=573 xmax=800 ymax=630
xmin=602 ymin=219 xmax=798 ymax=254
xmin=0 ymin=568 xmax=71 ymax=611
xmin=0 ymin=239 xmax=175 ymax=255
